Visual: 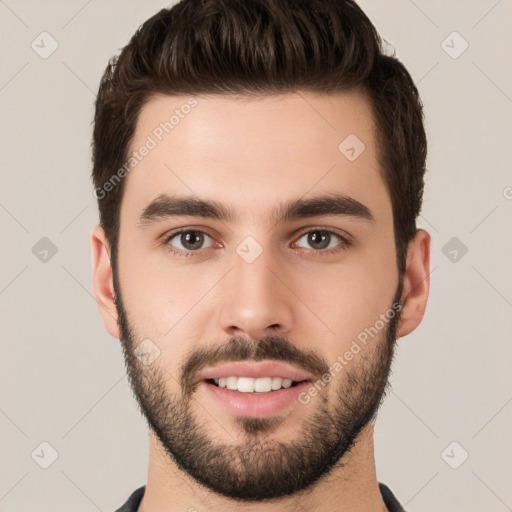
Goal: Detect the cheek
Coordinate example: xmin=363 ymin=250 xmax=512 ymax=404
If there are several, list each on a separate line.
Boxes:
xmin=117 ymin=244 xmax=203 ymax=339
xmin=291 ymin=241 xmax=398 ymax=348
xmin=118 ymin=252 xmax=209 ymax=382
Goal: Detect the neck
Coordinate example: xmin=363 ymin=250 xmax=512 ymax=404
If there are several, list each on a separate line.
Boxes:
xmin=138 ymin=421 xmax=388 ymax=512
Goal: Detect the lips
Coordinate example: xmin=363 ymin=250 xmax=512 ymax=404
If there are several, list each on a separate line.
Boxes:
xmin=201 ymin=379 xmax=312 ymax=417
xmin=197 ymin=361 xmax=314 ymax=384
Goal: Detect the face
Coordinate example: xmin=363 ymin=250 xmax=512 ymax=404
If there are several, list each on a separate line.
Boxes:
xmin=110 ymin=91 xmax=405 ymax=500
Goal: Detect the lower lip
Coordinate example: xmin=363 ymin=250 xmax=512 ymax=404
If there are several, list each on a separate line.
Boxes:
xmin=201 ymin=380 xmax=311 ymax=418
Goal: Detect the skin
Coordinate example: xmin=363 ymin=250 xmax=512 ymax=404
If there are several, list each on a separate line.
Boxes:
xmin=91 ymin=90 xmax=430 ymax=512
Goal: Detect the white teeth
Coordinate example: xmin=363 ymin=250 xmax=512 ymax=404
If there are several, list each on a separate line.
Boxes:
xmin=212 ymin=376 xmax=298 ymax=392
xmin=281 ymin=378 xmax=293 ymax=389
xmin=226 ymin=376 xmax=238 ymax=390
xmin=254 ymin=377 xmax=272 ymax=392
xmin=271 ymin=377 xmax=283 ymax=390
xmin=237 ymin=377 xmax=255 ymax=392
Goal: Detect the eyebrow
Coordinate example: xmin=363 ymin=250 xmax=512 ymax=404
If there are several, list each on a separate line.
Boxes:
xmin=136 ymin=192 xmax=375 ymax=227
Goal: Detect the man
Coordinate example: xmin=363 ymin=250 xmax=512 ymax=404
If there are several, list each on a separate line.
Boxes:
xmin=90 ymin=1 xmax=430 ymax=511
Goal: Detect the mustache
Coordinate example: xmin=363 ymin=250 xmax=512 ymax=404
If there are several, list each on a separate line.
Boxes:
xmin=180 ymin=335 xmax=329 ymax=396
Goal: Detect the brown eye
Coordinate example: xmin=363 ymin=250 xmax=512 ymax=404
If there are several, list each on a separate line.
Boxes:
xmin=167 ymin=230 xmax=213 ymax=252
xmin=295 ymin=230 xmax=344 ymax=251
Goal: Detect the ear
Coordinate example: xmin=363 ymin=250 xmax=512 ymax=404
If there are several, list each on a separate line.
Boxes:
xmin=397 ymin=228 xmax=431 ymax=338
xmin=90 ymin=224 xmax=120 ymax=339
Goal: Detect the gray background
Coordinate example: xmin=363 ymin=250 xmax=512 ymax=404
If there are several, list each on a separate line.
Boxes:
xmin=1 ymin=1 xmax=511 ymax=510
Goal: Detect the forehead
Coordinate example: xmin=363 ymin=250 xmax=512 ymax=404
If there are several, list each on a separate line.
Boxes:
xmin=120 ymin=90 xmax=390 ymax=228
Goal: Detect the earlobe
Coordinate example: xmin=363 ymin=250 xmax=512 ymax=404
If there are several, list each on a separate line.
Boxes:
xmin=90 ymin=224 xmax=120 ymax=339
xmin=397 ymin=229 xmax=431 ymax=338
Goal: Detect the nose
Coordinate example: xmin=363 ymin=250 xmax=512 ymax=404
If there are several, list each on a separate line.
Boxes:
xmin=218 ymin=246 xmax=294 ymax=340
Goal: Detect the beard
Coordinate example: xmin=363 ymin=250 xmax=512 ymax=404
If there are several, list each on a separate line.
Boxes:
xmin=113 ymin=266 xmax=403 ymax=502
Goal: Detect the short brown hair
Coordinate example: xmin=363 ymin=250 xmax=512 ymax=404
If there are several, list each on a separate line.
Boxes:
xmin=91 ymin=0 xmax=427 ymax=277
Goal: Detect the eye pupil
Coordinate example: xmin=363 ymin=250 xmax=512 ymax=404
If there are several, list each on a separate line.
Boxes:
xmin=182 ymin=231 xmax=203 ymax=250
xmin=308 ymin=231 xmax=330 ymax=249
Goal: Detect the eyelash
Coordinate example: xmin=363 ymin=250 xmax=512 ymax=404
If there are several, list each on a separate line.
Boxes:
xmin=161 ymin=227 xmax=352 ymax=258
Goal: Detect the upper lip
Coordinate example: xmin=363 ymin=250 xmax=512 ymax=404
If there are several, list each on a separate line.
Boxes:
xmin=198 ymin=361 xmax=315 ymax=383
